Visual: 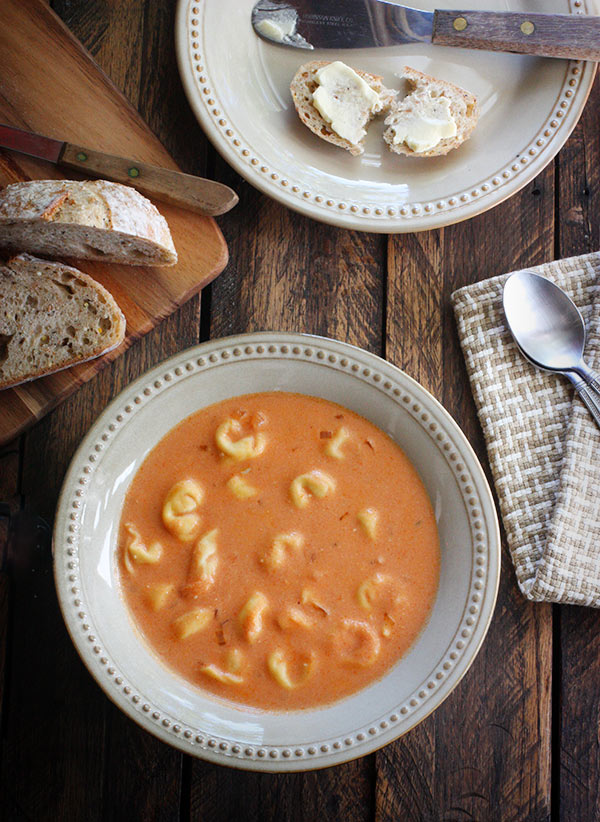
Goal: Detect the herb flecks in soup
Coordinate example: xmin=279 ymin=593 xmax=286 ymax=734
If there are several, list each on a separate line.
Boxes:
xmin=119 ymin=392 xmax=440 ymax=710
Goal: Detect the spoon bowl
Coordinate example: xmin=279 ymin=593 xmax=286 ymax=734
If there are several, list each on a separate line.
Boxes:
xmin=502 ymin=271 xmax=586 ymax=373
xmin=502 ymin=269 xmax=600 ymax=429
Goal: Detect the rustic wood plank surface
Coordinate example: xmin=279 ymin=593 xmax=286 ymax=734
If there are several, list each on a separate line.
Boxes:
xmin=379 ymin=180 xmax=555 ymax=822
xmin=0 ymin=0 xmax=227 ymax=447
xmin=557 ymin=77 xmax=600 ymax=822
xmin=0 ymin=1 xmax=598 ymax=820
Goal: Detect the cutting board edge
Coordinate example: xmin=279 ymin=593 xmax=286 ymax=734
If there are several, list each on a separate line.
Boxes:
xmin=0 ymin=0 xmax=232 ymax=448
xmin=0 ymin=237 xmax=228 ymax=449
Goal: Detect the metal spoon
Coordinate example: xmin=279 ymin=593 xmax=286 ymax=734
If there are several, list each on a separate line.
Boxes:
xmin=503 ymin=270 xmax=600 ymax=429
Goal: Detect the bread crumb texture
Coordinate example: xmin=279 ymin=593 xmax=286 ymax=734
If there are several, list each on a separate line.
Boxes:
xmin=291 ymin=61 xmax=395 ymax=156
xmin=0 ymin=179 xmax=177 ymax=265
xmin=384 ymin=66 xmax=479 ymax=158
xmin=0 ymin=254 xmax=126 ymax=389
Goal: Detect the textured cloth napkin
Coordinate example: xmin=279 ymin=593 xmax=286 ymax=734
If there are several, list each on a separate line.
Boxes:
xmin=452 ymin=252 xmax=600 ymax=607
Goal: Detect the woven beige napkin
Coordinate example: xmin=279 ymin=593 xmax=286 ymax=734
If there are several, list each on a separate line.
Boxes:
xmin=452 ymin=252 xmax=600 ymax=607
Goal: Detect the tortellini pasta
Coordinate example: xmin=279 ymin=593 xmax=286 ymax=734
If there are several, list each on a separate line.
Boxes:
xmin=226 ymin=648 xmax=244 ymax=673
xmin=146 ymin=583 xmax=175 ymax=612
xmin=267 ymin=649 xmax=315 ymax=690
xmin=263 ymin=532 xmax=304 ymax=572
xmin=215 ymin=418 xmax=267 ymax=461
xmin=201 ymin=665 xmax=243 ymax=685
xmin=334 ymin=619 xmax=381 ymax=667
xmin=356 ymin=572 xmax=396 ymax=611
xmin=301 ymin=588 xmax=329 ymax=616
xmin=172 ymin=607 xmax=212 ymax=640
xmin=188 ymin=528 xmax=219 ymax=588
xmin=227 ymin=474 xmax=258 ymax=499
xmin=162 ymin=479 xmax=204 ymax=542
xmin=289 ymin=470 xmax=336 ymax=509
xmin=123 ymin=523 xmax=163 ymax=574
xmin=357 ymin=507 xmax=379 ymax=540
xmin=277 ymin=606 xmax=314 ymax=631
xmin=201 ymin=650 xmax=245 ymax=685
xmin=324 ymin=426 xmax=350 ymax=459
xmin=238 ymin=592 xmax=269 ymax=643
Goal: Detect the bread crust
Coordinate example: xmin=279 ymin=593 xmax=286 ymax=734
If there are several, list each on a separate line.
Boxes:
xmin=383 ymin=66 xmax=479 ymax=158
xmin=291 ymin=61 xmax=396 ymax=156
xmin=0 ymin=254 xmax=126 ymax=390
xmin=0 ymin=180 xmax=177 ymax=265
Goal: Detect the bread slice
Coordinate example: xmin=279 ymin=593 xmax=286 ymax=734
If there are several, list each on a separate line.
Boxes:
xmin=291 ymin=61 xmax=396 ymax=157
xmin=383 ymin=66 xmax=479 ymax=158
xmin=0 ymin=180 xmax=177 ymax=266
xmin=0 ymin=254 xmax=126 ymax=390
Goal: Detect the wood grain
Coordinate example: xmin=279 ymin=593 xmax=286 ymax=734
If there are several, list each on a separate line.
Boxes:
xmin=378 ymin=171 xmax=555 ymax=821
xmin=0 ymin=493 xmax=106 ymax=820
xmin=0 ymin=0 xmax=228 ymax=447
xmin=433 ymin=10 xmax=600 ymax=61
xmin=60 ymin=142 xmax=238 ymax=216
xmin=0 ymin=439 xmax=20 ymax=795
xmin=1 ymin=1 xmax=597 ymax=820
xmin=557 ymin=74 xmax=600 ymax=822
xmin=0 ymin=0 xmax=211 ymax=818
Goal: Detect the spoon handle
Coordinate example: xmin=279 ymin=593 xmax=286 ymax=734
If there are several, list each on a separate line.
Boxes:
xmin=576 ymin=385 xmax=600 ymax=431
xmin=587 ymin=377 xmax=600 ymax=396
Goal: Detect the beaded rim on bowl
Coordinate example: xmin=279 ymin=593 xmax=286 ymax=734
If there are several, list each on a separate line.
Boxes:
xmin=175 ymin=0 xmax=596 ymax=233
xmin=54 ymin=333 xmax=501 ymax=772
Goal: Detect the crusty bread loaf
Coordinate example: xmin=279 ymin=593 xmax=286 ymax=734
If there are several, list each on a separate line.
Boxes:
xmin=0 ymin=180 xmax=177 ymax=266
xmin=291 ymin=61 xmax=396 ymax=157
xmin=0 ymin=254 xmax=126 ymax=390
xmin=383 ymin=66 xmax=479 ymax=158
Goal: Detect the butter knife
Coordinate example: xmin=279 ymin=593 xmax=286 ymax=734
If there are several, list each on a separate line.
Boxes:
xmin=252 ymin=0 xmax=600 ymax=61
xmin=0 ymin=124 xmax=238 ymax=216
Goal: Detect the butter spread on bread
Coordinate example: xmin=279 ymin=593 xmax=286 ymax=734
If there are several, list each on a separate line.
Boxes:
xmin=291 ymin=61 xmax=395 ymax=157
xmin=312 ymin=61 xmax=383 ymax=146
xmin=389 ymin=94 xmax=457 ymax=154
xmin=384 ymin=67 xmax=479 ymax=158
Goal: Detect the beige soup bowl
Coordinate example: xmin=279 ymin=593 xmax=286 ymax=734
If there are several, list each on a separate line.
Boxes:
xmin=54 ymin=332 xmax=500 ymax=771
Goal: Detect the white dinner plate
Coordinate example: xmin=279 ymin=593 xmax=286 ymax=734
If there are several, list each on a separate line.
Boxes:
xmin=54 ymin=333 xmax=500 ymax=771
xmin=175 ymin=0 xmax=596 ymax=233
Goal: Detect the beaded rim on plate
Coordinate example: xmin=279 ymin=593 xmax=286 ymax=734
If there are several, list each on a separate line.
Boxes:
xmin=175 ymin=0 xmax=596 ymax=233
xmin=54 ymin=333 xmax=501 ymax=771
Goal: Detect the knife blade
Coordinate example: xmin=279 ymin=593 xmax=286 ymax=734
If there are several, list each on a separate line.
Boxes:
xmin=0 ymin=124 xmax=238 ymax=216
xmin=251 ymin=0 xmax=600 ymax=61
xmin=252 ymin=0 xmax=432 ymax=49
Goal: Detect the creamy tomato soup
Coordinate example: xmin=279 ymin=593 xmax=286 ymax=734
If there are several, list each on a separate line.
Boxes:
xmin=119 ymin=392 xmax=440 ymax=710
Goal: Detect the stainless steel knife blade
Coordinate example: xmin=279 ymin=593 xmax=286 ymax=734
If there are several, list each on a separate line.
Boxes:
xmin=251 ymin=2 xmax=600 ymax=61
xmin=251 ymin=0 xmax=433 ymax=49
xmin=0 ymin=124 xmax=64 ymax=163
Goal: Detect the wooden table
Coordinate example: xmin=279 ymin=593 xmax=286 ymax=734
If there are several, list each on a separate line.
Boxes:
xmin=1 ymin=3 xmax=599 ymax=820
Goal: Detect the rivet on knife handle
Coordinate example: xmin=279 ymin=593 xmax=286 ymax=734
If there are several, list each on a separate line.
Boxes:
xmin=58 ymin=143 xmax=239 ymax=216
xmin=432 ymin=10 xmax=600 ymax=61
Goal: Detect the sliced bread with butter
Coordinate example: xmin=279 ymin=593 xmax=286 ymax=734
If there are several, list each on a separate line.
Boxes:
xmin=383 ymin=67 xmax=479 ymax=158
xmin=0 ymin=254 xmax=126 ymax=390
xmin=0 ymin=179 xmax=177 ymax=266
xmin=291 ymin=61 xmax=396 ymax=156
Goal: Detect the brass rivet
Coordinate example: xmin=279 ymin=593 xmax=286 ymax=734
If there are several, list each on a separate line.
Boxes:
xmin=128 ymin=167 xmax=140 ymax=178
xmin=453 ymin=16 xmax=467 ymax=31
xmin=521 ymin=20 xmax=535 ymax=35
xmin=76 ymin=152 xmax=87 ymax=162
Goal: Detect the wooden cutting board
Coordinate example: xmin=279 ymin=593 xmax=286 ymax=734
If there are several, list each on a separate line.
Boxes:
xmin=0 ymin=0 xmax=229 ymax=447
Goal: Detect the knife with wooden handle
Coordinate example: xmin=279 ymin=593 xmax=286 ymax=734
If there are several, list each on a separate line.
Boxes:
xmin=0 ymin=124 xmax=239 ymax=216
xmin=252 ymin=0 xmax=600 ymax=61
